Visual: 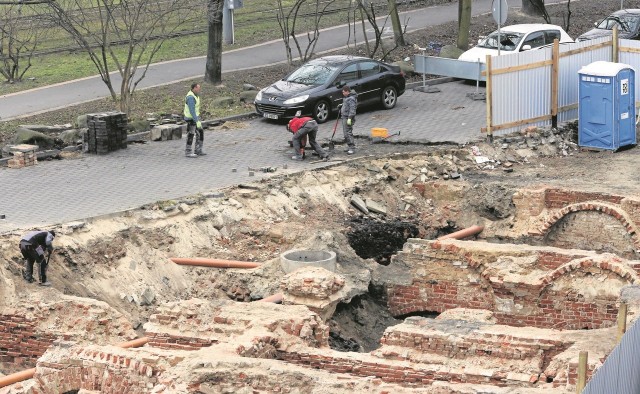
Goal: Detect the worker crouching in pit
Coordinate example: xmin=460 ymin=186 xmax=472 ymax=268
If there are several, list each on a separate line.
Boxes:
xmin=19 ymin=230 xmax=55 ymax=286
xmin=287 ymin=116 xmax=330 ymax=161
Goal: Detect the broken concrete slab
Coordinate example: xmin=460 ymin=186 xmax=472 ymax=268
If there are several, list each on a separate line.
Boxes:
xmin=350 ymin=195 xmax=369 ymax=214
xmin=365 ymin=199 xmax=387 ymax=215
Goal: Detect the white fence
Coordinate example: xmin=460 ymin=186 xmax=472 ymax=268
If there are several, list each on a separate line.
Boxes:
xmin=583 ymin=319 xmax=640 ymax=394
xmin=487 ymin=36 xmax=615 ymax=135
xmin=417 ymin=34 xmax=640 ymax=136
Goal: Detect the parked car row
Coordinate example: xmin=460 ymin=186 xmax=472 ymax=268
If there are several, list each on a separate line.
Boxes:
xmin=458 ymin=9 xmax=640 ymax=63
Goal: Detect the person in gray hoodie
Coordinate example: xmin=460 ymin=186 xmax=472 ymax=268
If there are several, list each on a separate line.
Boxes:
xmin=340 ymin=86 xmax=358 ymax=154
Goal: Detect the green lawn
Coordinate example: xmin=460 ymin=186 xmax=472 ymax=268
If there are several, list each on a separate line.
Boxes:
xmin=0 ymin=0 xmax=423 ymax=95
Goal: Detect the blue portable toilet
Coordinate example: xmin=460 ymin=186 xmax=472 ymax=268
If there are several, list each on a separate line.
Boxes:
xmin=578 ymin=61 xmax=636 ymax=150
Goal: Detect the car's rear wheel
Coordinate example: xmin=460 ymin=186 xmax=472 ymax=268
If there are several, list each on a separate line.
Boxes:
xmin=313 ymin=100 xmax=330 ymax=123
xmin=381 ymin=86 xmax=397 ymax=109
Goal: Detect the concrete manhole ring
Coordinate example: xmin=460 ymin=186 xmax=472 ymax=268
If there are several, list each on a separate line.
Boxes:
xmin=280 ymin=249 xmax=337 ymax=273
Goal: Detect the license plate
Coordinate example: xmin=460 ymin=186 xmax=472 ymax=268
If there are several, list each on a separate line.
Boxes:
xmin=263 ymin=113 xmax=279 ymax=120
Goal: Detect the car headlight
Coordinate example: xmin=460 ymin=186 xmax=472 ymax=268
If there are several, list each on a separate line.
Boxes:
xmin=283 ymin=95 xmax=309 ymax=105
xmin=254 ymin=90 xmax=263 ymax=101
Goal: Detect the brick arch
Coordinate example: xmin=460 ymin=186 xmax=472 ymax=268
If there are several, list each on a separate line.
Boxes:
xmin=540 ymin=256 xmax=640 ymax=289
xmin=538 ymin=201 xmax=640 ymax=249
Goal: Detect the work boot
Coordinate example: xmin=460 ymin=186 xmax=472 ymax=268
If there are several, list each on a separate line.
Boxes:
xmin=39 ymin=281 xmax=52 ymax=287
xmin=186 ymin=153 xmax=198 ymax=158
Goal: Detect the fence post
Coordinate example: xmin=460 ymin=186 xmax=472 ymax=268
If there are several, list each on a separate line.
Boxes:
xmin=485 ymin=54 xmax=493 ymax=142
xmin=617 ymin=302 xmax=628 ymax=342
xmin=613 ymin=26 xmax=619 ymax=63
xmin=551 ymin=38 xmax=559 ymax=128
xmin=577 ymin=351 xmax=588 ymax=393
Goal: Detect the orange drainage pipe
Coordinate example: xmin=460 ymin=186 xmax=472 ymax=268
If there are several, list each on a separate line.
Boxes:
xmin=117 ymin=337 xmax=149 ymax=349
xmin=0 ymin=336 xmax=149 ymax=388
xmin=257 ymin=293 xmax=283 ymax=304
xmin=0 ymin=368 xmax=36 ymax=389
xmin=171 ymin=257 xmax=261 ymax=269
xmin=437 ymin=225 xmax=484 ymax=241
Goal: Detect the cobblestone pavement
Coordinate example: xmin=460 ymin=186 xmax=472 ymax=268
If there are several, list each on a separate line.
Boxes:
xmin=0 ymin=82 xmax=485 ymax=233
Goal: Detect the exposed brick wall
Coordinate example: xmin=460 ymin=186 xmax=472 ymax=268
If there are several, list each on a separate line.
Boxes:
xmin=544 ymin=189 xmax=623 ymax=209
xmin=384 ymin=240 xmax=637 ymax=330
xmin=380 ymin=327 xmax=568 ymax=363
xmin=146 ymin=332 xmax=214 ymax=350
xmin=537 ymin=251 xmax=582 ymax=270
xmin=33 ymin=345 xmax=168 ymax=394
xmin=545 ymin=211 xmax=637 ymax=259
xmin=278 ymin=349 xmax=536 ymax=387
xmin=0 ymin=314 xmax=56 ymax=372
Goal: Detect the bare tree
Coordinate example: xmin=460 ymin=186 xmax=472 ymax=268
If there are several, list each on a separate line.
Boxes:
xmin=275 ymin=0 xmax=337 ymax=64
xmin=355 ymin=0 xmax=407 ymax=61
xmin=0 ymin=4 xmax=47 ymax=82
xmin=204 ymin=0 xmax=223 ymax=84
xmin=47 ymin=0 xmax=199 ymax=113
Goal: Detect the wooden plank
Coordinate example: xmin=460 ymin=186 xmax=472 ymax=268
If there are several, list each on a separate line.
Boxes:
xmin=482 ymin=59 xmax=552 ymax=76
xmin=481 ymin=114 xmax=551 ymax=133
xmin=620 ymin=46 xmax=640 ymax=54
xmin=551 ymin=39 xmax=559 ymax=118
xmin=559 ymin=41 xmax=611 ymax=57
xmin=613 ymin=26 xmax=619 ymax=63
xmin=559 ymin=103 xmax=579 ymax=112
xmin=486 ymin=55 xmax=493 ymax=136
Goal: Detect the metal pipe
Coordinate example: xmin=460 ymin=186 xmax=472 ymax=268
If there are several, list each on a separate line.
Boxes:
xmin=437 ymin=225 xmax=484 ymax=240
xmin=256 ymin=293 xmax=283 ymax=303
xmin=0 ymin=336 xmax=149 ymax=389
xmin=171 ymin=258 xmax=261 ymax=269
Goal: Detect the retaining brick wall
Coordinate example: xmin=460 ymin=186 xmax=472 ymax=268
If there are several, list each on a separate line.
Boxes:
xmin=384 ymin=240 xmax=635 ymax=330
xmin=544 ymin=189 xmax=623 ymax=209
xmin=278 ymin=349 xmax=536 ymax=387
xmin=0 ymin=314 xmax=57 ymax=372
xmin=34 ymin=345 xmax=166 ymax=394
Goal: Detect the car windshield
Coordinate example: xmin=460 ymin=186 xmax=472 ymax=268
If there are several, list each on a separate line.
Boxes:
xmin=597 ymin=15 xmax=640 ymax=32
xmin=477 ymin=31 xmax=525 ymax=51
xmin=284 ymin=64 xmax=339 ymax=85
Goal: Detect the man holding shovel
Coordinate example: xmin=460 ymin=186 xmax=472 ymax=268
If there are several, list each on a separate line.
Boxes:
xmin=287 ymin=116 xmax=330 ymax=161
xmin=19 ymin=230 xmax=55 ymax=286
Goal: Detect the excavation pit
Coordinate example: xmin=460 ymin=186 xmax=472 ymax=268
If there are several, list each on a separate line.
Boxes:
xmin=280 ymin=249 xmax=337 ymax=274
xmin=1 ymin=134 xmax=639 ymax=392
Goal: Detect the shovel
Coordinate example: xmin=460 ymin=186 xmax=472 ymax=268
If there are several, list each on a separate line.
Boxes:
xmin=328 ymin=116 xmax=340 ymax=151
xmin=382 ymin=131 xmax=401 ymax=140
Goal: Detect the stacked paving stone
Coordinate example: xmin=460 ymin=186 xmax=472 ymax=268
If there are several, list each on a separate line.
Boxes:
xmin=85 ymin=112 xmax=128 ymax=154
xmin=7 ymin=144 xmax=38 ymax=169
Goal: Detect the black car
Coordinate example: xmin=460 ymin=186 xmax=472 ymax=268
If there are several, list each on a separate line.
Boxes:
xmin=254 ymin=55 xmax=406 ymax=123
xmin=577 ymin=9 xmax=640 ymax=41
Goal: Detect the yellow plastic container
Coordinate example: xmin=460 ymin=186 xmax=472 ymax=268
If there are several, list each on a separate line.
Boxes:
xmin=371 ymin=128 xmax=388 ymax=138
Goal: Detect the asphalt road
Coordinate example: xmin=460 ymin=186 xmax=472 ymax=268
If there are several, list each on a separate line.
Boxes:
xmin=0 ymin=0 xmax=507 ymax=120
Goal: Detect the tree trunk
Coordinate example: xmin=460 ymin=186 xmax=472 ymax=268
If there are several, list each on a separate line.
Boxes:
xmin=456 ymin=0 xmax=472 ymax=51
xmin=522 ymin=0 xmax=545 ymax=16
xmin=205 ymin=0 xmax=224 ymax=84
xmin=387 ymin=0 xmax=405 ymax=46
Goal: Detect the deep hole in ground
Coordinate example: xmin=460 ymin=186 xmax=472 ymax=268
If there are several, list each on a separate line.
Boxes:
xmin=346 ymin=217 xmax=419 ymax=265
xmin=328 ymin=293 xmax=401 ymax=353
